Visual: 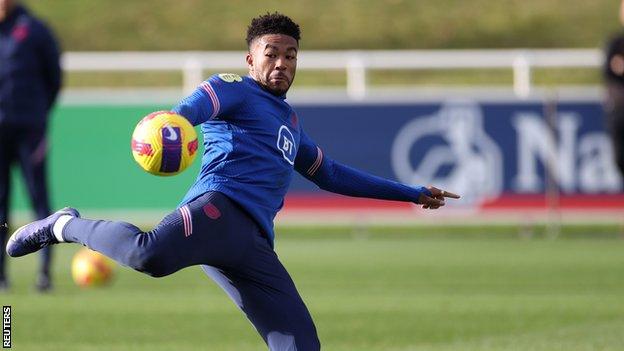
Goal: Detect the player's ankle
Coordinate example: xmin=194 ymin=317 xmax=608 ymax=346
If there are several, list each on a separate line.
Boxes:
xmin=52 ymin=215 xmax=73 ymax=242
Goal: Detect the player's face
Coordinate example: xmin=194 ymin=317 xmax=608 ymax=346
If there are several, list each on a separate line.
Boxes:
xmin=247 ymin=34 xmax=298 ymax=96
xmin=0 ymin=0 xmax=16 ymax=21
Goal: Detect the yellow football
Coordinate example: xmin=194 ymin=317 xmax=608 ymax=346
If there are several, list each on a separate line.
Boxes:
xmin=131 ymin=111 xmax=198 ymax=176
xmin=71 ymin=248 xmax=115 ymax=288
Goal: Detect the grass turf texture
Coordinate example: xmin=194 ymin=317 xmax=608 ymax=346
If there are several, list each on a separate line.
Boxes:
xmin=2 ymin=225 xmax=624 ymax=350
xmin=24 ymin=1 xmax=616 ymax=89
xmin=24 ymin=0 xmax=622 ymax=51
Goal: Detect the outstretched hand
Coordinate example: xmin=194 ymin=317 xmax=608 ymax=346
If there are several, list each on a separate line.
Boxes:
xmin=417 ymin=186 xmax=460 ymax=210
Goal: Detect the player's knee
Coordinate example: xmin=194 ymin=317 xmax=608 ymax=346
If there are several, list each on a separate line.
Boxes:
xmin=267 ymin=328 xmax=320 ymax=351
xmin=299 ymin=334 xmax=321 ymax=351
xmin=302 ymin=330 xmax=321 ymax=351
xmin=126 ymin=246 xmax=170 ymax=278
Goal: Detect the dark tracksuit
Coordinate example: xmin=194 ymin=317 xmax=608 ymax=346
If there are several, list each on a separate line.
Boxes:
xmin=0 ymin=5 xmax=62 ymax=282
xmin=604 ymin=33 xmax=624 ymax=178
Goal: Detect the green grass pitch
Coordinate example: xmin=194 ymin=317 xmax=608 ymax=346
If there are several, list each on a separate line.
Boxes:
xmin=2 ymin=225 xmax=624 ymax=350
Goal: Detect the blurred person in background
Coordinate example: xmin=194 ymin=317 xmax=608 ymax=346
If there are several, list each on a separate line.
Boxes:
xmin=604 ymin=0 xmax=624 ymax=178
xmin=0 ymin=0 xmax=62 ymax=291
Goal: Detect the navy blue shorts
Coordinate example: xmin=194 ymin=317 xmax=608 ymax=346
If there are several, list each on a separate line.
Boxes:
xmin=64 ymin=191 xmax=320 ymax=350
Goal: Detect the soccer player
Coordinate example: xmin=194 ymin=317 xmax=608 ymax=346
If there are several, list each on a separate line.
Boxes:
xmin=0 ymin=0 xmax=62 ymax=291
xmin=6 ymin=12 xmax=459 ymax=350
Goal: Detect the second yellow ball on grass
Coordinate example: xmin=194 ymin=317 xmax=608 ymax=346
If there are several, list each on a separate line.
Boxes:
xmin=71 ymin=248 xmax=115 ymax=288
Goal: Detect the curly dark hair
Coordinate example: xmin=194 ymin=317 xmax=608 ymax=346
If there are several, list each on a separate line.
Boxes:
xmin=246 ymin=12 xmax=301 ymax=47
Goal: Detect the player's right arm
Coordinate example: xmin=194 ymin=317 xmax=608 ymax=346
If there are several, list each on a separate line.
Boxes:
xmin=171 ymin=74 xmax=247 ymax=126
xmin=294 ymin=131 xmax=459 ymax=209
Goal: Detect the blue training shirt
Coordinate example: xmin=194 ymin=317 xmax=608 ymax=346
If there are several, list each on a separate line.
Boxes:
xmin=173 ymin=74 xmax=308 ymax=244
xmin=173 ymin=73 xmax=430 ymax=246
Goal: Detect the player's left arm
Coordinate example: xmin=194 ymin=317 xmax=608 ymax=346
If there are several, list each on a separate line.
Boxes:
xmin=294 ymin=131 xmax=460 ymax=209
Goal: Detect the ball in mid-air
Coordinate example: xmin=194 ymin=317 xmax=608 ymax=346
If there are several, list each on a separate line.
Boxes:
xmin=131 ymin=111 xmax=198 ymax=176
xmin=71 ymin=248 xmax=115 ymax=288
